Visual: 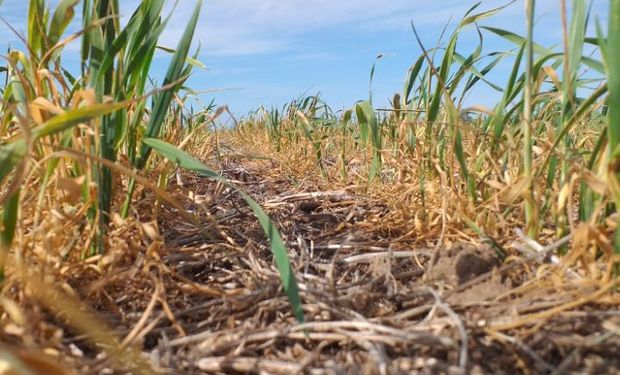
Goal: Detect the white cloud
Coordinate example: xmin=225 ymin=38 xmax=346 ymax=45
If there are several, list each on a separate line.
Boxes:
xmin=1 ymin=0 xmax=609 ymax=57
xmin=161 ymin=0 xmax=518 ymax=57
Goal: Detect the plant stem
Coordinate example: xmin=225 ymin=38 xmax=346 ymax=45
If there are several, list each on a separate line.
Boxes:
xmin=523 ymin=0 xmax=537 ymax=238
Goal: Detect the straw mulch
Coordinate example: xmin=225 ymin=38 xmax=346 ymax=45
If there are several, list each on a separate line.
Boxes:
xmin=1 ymin=134 xmax=619 ymax=375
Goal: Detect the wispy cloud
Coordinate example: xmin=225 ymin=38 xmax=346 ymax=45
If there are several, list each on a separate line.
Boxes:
xmin=0 ymin=0 xmax=609 ymax=114
xmin=161 ymin=0 xmax=517 ymax=57
xmin=3 ymin=0 xmax=603 ymax=57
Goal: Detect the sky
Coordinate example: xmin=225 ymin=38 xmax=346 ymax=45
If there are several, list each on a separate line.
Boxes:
xmin=0 ymin=0 xmax=610 ymax=118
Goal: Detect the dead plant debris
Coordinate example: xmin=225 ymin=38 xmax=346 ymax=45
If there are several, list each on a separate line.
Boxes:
xmin=1 ymin=142 xmax=619 ymax=375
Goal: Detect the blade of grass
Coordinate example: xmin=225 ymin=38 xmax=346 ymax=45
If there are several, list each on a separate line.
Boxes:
xmin=48 ymin=0 xmax=80 ymax=47
xmin=403 ymin=55 xmax=425 ymax=107
xmin=27 ymin=0 xmax=46 ymax=56
xmin=555 ymin=0 xmax=587 ymax=246
xmin=135 ymin=0 xmax=201 ymax=168
xmin=522 ymin=0 xmax=537 ymax=238
xmin=607 ymin=0 xmax=620 ymax=249
xmin=121 ymin=0 xmax=202 ymax=218
xmin=608 ymin=0 xmax=620 ymax=155
xmin=461 ymin=212 xmax=506 ymax=260
xmin=0 ymin=190 xmax=19 ymax=282
xmin=143 ymin=137 xmax=305 ymax=324
xmin=355 ymin=101 xmax=381 ymax=183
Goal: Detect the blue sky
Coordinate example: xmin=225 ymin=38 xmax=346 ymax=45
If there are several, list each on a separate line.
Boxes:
xmin=0 ymin=0 xmax=610 ymax=118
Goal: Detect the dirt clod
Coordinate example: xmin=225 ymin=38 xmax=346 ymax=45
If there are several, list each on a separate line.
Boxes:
xmin=427 ymin=242 xmax=501 ymax=286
